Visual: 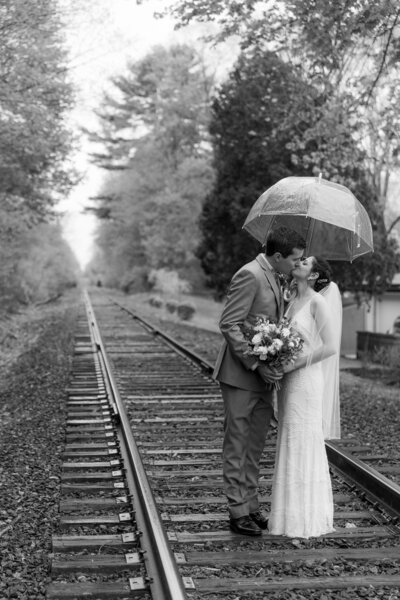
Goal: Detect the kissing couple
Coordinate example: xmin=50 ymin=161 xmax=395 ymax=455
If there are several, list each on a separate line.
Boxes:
xmin=214 ymin=226 xmax=342 ymax=538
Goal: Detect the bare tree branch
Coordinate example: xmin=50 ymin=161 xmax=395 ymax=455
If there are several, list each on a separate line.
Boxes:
xmin=366 ymin=7 xmax=400 ymax=104
xmin=387 ymin=214 xmax=400 ymax=235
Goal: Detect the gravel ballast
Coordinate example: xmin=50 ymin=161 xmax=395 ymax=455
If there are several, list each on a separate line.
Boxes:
xmin=117 ymin=291 xmax=400 ymax=465
xmin=0 ymin=292 xmax=79 ymax=600
xmin=1 ymin=287 xmax=399 ymax=600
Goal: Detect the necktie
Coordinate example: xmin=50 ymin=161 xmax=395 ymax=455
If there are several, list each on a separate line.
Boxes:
xmin=274 ymin=273 xmax=292 ymax=316
xmin=274 ymin=272 xmax=286 ymax=288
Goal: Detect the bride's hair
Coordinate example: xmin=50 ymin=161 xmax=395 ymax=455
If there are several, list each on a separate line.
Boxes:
xmin=311 ymin=257 xmax=332 ymax=292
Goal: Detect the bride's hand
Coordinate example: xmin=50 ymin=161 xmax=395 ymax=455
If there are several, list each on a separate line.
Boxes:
xmin=283 ymin=362 xmax=296 ymax=374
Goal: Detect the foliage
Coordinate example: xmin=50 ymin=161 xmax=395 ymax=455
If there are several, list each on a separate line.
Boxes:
xmin=0 ymin=0 xmax=77 ymax=313
xmin=372 ymin=345 xmax=400 ymax=368
xmin=148 ymin=268 xmax=191 ymax=295
xmin=176 ymin=302 xmax=196 ymax=321
xmin=165 ymin=0 xmax=400 ymax=207
xmin=87 ymin=4 xmax=400 ymax=299
xmin=88 ymin=44 xmax=215 ymax=289
xmin=331 ymin=231 xmax=400 ymax=300
xmin=140 ymin=157 xmax=214 ymax=270
xmin=195 ymin=51 xmax=304 ymax=296
xmin=148 ymin=296 xmax=163 ymax=308
xmin=196 ymin=49 xmax=382 ymax=296
xmin=166 ymin=300 xmax=178 ymax=314
xmin=88 ymin=218 xmax=148 ymax=289
xmin=360 ymin=81 xmax=400 ymax=230
xmin=87 ymin=44 xmax=212 ymax=170
xmin=0 ymin=223 xmax=79 ymax=311
xmin=164 ymin=0 xmax=400 ymax=98
xmin=161 ymin=0 xmax=400 ymax=297
xmin=0 ymin=0 xmax=75 ymax=218
xmin=120 ymin=267 xmax=150 ymax=294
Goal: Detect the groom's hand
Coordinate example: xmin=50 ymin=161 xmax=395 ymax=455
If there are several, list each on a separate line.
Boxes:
xmin=257 ymin=363 xmax=283 ymax=384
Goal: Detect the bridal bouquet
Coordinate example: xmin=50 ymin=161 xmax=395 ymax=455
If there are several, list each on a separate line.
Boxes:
xmin=244 ymin=317 xmax=304 ymax=386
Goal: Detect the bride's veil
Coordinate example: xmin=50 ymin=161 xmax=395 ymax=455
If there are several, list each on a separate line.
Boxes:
xmin=319 ymin=282 xmax=342 ymax=439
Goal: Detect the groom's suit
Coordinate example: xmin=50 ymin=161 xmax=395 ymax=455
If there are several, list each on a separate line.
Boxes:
xmin=214 ymin=253 xmax=283 ymax=519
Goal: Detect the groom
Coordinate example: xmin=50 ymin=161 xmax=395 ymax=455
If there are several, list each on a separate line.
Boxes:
xmin=214 ymin=226 xmax=306 ymax=535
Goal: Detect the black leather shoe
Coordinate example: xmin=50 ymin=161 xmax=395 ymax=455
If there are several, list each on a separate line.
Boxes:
xmin=249 ymin=510 xmax=269 ymax=530
xmin=229 ymin=516 xmax=262 ymax=536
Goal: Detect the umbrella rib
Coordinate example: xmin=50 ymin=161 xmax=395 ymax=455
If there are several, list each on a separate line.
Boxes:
xmin=264 ymin=215 xmax=277 ymax=246
xmin=307 ymin=218 xmax=315 ymax=256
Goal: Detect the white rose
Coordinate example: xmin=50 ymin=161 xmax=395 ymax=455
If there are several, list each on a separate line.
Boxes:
xmin=281 ymin=327 xmax=291 ymax=338
xmin=272 ymin=339 xmax=283 ymax=350
xmin=251 ymin=333 xmax=263 ymax=345
xmin=253 ymin=346 xmax=269 ymax=359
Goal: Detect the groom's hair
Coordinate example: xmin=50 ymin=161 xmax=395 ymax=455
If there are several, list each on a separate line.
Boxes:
xmin=265 ymin=227 xmax=306 ymax=257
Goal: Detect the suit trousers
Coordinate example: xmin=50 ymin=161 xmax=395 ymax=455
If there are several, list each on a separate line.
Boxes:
xmin=220 ymin=382 xmax=273 ymax=519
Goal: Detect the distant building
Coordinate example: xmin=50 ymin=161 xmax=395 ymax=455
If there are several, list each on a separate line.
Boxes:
xmin=341 ymin=273 xmax=400 ymax=357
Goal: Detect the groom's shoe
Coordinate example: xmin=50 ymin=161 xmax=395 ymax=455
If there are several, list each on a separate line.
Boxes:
xmin=249 ymin=510 xmax=269 ymax=530
xmin=229 ymin=516 xmax=262 ymax=536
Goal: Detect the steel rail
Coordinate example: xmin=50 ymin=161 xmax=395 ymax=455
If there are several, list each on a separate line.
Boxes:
xmin=83 ymin=291 xmax=188 ymax=600
xmin=326 ymin=441 xmax=400 ymax=520
xmin=114 ymin=299 xmax=215 ymax=375
xmin=111 ymin=296 xmax=400 ymax=521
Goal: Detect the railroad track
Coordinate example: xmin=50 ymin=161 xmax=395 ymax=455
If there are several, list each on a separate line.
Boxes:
xmin=46 ymin=290 xmax=400 ymax=600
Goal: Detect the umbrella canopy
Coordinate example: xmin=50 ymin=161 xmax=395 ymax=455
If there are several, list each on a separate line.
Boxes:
xmin=243 ymin=176 xmax=374 ymax=261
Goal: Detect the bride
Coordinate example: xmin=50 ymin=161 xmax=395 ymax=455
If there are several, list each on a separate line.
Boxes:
xmin=268 ymin=256 xmax=342 ymax=539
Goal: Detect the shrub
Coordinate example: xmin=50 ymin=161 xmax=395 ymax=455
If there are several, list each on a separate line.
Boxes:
xmin=372 ymin=345 xmax=400 ymax=368
xmin=120 ymin=267 xmax=150 ymax=294
xmin=177 ymin=302 xmax=196 ymax=321
xmin=166 ymin=300 xmax=178 ymax=314
xmin=148 ymin=268 xmax=191 ymax=295
xmin=358 ymin=344 xmax=400 ymax=387
xmin=0 ymin=223 xmax=79 ymax=310
xmin=148 ymin=296 xmax=163 ymax=308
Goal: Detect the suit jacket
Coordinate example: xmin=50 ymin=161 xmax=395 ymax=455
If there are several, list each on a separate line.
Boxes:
xmin=213 ymin=254 xmax=283 ymax=391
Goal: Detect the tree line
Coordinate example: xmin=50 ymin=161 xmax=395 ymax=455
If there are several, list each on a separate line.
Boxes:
xmin=87 ymin=0 xmax=400 ymax=298
xmin=0 ymin=0 xmax=80 ymax=312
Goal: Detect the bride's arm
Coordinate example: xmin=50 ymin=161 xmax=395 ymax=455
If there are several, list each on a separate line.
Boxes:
xmin=284 ymin=295 xmax=337 ymax=372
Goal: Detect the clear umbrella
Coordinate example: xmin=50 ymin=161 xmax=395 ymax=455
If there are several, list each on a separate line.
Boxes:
xmin=243 ymin=176 xmax=374 ymax=261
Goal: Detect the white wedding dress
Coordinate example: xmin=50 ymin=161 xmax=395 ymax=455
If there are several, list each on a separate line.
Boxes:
xmin=268 ymin=298 xmax=335 ymax=538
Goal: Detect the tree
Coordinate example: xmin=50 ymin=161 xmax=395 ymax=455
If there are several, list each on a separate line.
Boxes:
xmin=330 ymin=177 xmax=400 ymax=299
xmin=163 ymin=0 xmax=400 ymax=97
xmin=196 ymin=48 xmax=384 ymax=296
xmin=161 ymin=0 xmax=400 ymax=296
xmin=140 ymin=156 xmax=214 ymax=269
xmin=0 ymin=0 xmax=77 ymax=312
xmin=358 ymin=81 xmax=400 ymax=235
xmin=87 ymin=44 xmax=212 ymax=170
xmin=0 ymin=0 xmax=75 ymax=220
xmin=87 ymin=44 xmax=215 ymax=289
xmin=0 ymin=222 xmax=79 ymax=311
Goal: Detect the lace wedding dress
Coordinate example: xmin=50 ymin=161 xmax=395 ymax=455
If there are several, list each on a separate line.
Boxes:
xmin=268 ymin=298 xmax=335 ymax=538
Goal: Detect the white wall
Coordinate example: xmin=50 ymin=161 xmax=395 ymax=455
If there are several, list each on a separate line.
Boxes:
xmin=341 ymin=304 xmax=366 ymax=355
xmin=341 ymin=289 xmax=400 ymax=355
xmin=366 ymin=292 xmax=400 ymax=334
